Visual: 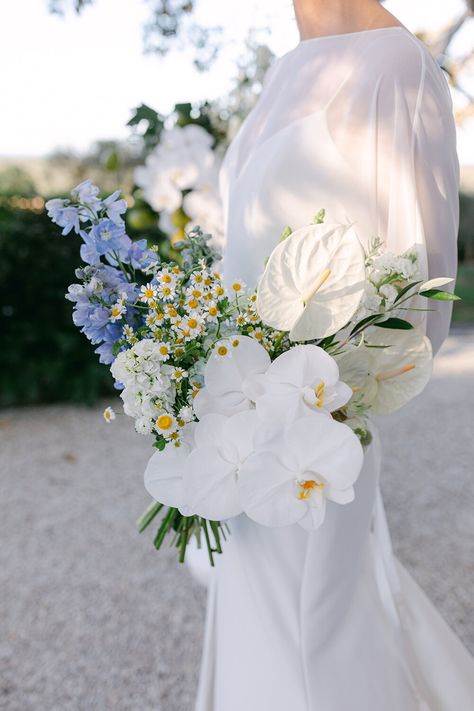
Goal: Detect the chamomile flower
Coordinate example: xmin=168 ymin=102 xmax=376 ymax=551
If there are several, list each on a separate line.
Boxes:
xmin=140 ymin=283 xmax=158 ymax=304
xmin=156 ymin=268 xmax=177 ymax=289
xmin=187 ymin=286 xmax=205 ymax=301
xmin=180 ymin=312 xmax=205 ymax=339
xmin=109 ymin=299 xmax=127 ymax=322
xmin=249 ymin=328 xmax=265 ymax=342
xmin=191 ymin=271 xmax=206 ymax=286
xmin=204 ymin=301 xmax=219 ymax=322
xmin=230 ymin=280 xmax=246 ymax=295
xmin=155 ymin=413 xmax=178 ymax=438
xmin=155 ymin=342 xmax=171 ymax=361
xmin=171 ymin=367 xmax=188 ymax=382
xmin=165 ymin=305 xmax=181 ymax=324
xmin=213 ymin=340 xmax=233 ymax=359
xmin=184 ymin=295 xmax=201 ymax=311
xmin=122 ymin=324 xmax=136 ymax=343
xmin=212 ymin=283 xmax=226 ymax=300
xmin=157 ymin=283 xmax=176 ymax=301
xmin=103 ymin=406 xmax=116 ymax=423
xmin=146 ymin=312 xmax=163 ymax=331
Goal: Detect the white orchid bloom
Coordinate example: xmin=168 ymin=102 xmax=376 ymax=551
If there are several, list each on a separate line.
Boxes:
xmin=184 ymin=412 xmax=258 ymax=520
xmin=239 ymin=416 xmax=363 ymax=530
xmin=255 ymin=345 xmax=352 ymax=432
xmin=257 ymin=222 xmax=366 ymax=341
xmin=336 ymin=329 xmax=432 ymax=415
xmin=144 ymin=423 xmax=196 ymax=514
xmin=193 ymin=335 xmax=271 ymax=419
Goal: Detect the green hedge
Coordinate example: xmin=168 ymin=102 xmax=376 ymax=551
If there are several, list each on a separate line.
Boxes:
xmin=0 ymin=204 xmax=115 ymax=407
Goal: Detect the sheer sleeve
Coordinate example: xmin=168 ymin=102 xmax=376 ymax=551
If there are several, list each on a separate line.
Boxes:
xmin=327 ymin=36 xmax=460 ymax=354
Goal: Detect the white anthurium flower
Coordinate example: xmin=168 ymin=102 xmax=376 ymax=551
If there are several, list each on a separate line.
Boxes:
xmin=418 ymin=277 xmax=454 ymax=292
xmin=144 ymin=423 xmax=196 ymax=514
xmin=336 ymin=329 xmax=432 ymax=415
xmin=255 ymin=345 xmax=353 ymax=430
xmin=184 ymin=411 xmax=258 ymax=520
xmin=239 ymin=415 xmax=363 ymax=530
xmin=193 ymin=335 xmax=271 ymax=419
xmin=257 ymin=222 xmax=366 ymax=341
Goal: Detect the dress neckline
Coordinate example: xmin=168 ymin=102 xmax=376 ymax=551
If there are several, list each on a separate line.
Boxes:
xmin=296 ymin=25 xmax=408 ymax=45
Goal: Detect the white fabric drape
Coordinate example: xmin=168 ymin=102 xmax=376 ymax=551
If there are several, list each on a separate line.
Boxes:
xmin=191 ymin=27 xmax=473 ymax=711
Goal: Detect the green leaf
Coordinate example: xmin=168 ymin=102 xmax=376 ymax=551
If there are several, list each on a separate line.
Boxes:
xmin=153 ymin=436 xmax=167 ymax=451
xmin=280 ymin=226 xmax=292 ymax=241
xmin=349 ymin=314 xmax=381 ymax=336
xmin=376 ymin=317 xmax=414 ymax=330
xmin=419 ymin=288 xmax=461 ymax=301
xmin=111 ymin=341 xmax=124 ymax=356
xmin=394 ymin=280 xmax=424 ymax=303
xmin=313 ymin=208 xmax=325 ymax=224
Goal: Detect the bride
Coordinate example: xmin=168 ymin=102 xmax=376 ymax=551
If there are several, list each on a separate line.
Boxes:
xmin=191 ymin=1 xmax=474 ymax=709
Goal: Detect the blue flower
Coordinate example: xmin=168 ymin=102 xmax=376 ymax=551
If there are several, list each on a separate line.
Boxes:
xmin=103 ymin=191 xmax=127 ymax=225
xmin=71 ymin=180 xmax=102 ymax=212
xmin=86 ymin=219 xmax=129 ymax=256
xmin=50 ymin=206 xmax=81 ymax=236
xmin=127 ymin=239 xmax=156 ymax=269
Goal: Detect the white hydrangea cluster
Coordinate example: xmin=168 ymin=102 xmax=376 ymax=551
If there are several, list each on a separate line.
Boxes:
xmin=111 ymin=339 xmax=176 ymax=435
xmin=134 ymin=124 xmax=224 ymax=249
xmin=354 ymin=247 xmax=420 ymax=321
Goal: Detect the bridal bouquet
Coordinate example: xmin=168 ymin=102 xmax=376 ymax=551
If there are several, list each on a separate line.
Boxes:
xmin=47 ymin=181 xmax=458 ymax=565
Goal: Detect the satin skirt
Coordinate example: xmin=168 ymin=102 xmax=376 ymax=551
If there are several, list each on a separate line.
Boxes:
xmin=190 ymin=427 xmax=474 ymax=711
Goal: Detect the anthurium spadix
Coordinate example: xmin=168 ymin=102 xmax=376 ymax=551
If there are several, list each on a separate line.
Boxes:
xmin=193 ymin=335 xmax=271 ymax=419
xmin=256 ymin=222 xmax=366 ymax=341
xmin=336 ymin=329 xmax=432 ymax=415
xmin=239 ymin=416 xmax=363 ymax=530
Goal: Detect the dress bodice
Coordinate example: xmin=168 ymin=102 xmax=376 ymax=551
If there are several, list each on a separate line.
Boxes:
xmin=219 ymin=26 xmax=460 ymax=353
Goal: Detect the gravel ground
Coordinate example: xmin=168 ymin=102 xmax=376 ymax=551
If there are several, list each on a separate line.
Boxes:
xmin=1 ymin=329 xmax=473 ymax=711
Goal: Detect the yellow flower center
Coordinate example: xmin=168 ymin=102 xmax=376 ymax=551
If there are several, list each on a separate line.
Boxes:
xmin=217 ymin=345 xmax=228 ymax=357
xmin=232 ymin=339 xmax=240 ymax=348
xmin=144 ymin=288 xmax=154 ymax=299
xmin=297 ymin=480 xmax=325 ymax=500
xmin=188 ymin=298 xmax=199 ymax=309
xmin=157 ymin=415 xmax=173 ymax=430
xmin=188 ymin=318 xmax=198 ymax=329
xmin=192 ymin=289 xmax=202 ymax=298
xmin=232 ymin=283 xmax=242 ymax=292
xmin=159 ymin=345 xmax=169 ymax=355
xmin=111 ymin=307 xmax=121 ymax=317
xmin=162 ymin=287 xmax=171 ymax=296
xmin=314 ymin=382 xmax=325 ymax=408
xmin=161 ymin=274 xmax=172 ymax=283
xmin=194 ymin=274 xmax=203 ymax=283
xmin=208 ymin=307 xmax=218 ymax=316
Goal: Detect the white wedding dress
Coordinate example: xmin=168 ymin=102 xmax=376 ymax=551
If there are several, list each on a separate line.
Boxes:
xmin=191 ymin=26 xmax=474 ymax=711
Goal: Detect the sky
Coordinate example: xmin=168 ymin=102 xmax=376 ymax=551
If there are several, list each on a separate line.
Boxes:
xmin=1 ymin=0 xmax=473 ymax=162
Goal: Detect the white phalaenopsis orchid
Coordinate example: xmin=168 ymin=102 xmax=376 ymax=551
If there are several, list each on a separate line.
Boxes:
xmin=239 ymin=416 xmax=363 ymax=530
xmin=193 ymin=335 xmax=271 ymax=418
xmin=336 ymin=329 xmax=432 ymax=415
xmin=144 ymin=423 xmax=196 ymax=515
xmin=256 ymin=222 xmax=366 ymax=341
xmin=255 ymin=345 xmax=353 ymax=431
xmin=184 ymin=412 xmax=258 ymax=520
